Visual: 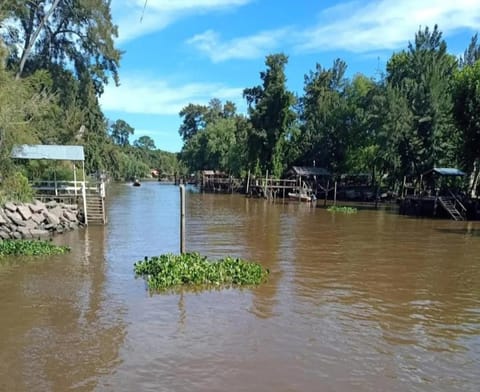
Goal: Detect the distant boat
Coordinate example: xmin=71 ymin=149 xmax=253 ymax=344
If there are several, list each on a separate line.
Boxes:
xmin=288 ymin=192 xmax=316 ymax=202
xmin=132 ymin=179 xmax=141 ymax=187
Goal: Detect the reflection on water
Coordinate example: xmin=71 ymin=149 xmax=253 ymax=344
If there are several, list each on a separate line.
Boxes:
xmin=1 ymin=182 xmax=479 ymax=392
xmin=0 ymin=226 xmax=126 ymax=392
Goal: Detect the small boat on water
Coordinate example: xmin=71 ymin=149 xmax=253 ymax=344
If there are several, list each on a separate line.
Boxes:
xmin=288 ymin=192 xmax=316 ymax=202
xmin=132 ymin=179 xmax=141 ymax=187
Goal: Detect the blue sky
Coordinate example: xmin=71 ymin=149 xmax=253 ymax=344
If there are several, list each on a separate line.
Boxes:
xmin=99 ymin=0 xmax=480 ymax=153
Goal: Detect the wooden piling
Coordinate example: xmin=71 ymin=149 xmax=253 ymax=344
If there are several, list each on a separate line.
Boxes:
xmin=180 ymin=184 xmax=185 ymax=254
xmin=334 ymin=181 xmax=337 ymax=206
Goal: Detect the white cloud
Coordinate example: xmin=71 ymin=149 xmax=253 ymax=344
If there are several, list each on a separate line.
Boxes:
xmin=295 ymin=0 xmax=480 ymax=53
xmin=99 ymin=75 xmax=244 ymax=115
xmin=186 ymin=28 xmax=291 ymax=62
xmin=186 ymin=0 xmax=480 ymax=61
xmin=113 ymin=0 xmax=252 ymax=43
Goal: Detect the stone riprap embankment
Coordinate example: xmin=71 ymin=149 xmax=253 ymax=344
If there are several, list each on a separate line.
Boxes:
xmin=0 ymin=200 xmax=83 ymax=239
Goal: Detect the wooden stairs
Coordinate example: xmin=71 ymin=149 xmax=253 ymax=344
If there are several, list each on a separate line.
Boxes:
xmin=85 ymin=194 xmax=106 ymax=225
xmin=438 ymin=197 xmax=465 ymax=221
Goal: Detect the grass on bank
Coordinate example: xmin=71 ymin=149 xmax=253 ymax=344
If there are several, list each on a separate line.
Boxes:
xmin=0 ymin=239 xmax=70 ymax=256
xmin=134 ymin=252 xmax=269 ymax=291
xmin=327 ymin=205 xmax=358 ymax=214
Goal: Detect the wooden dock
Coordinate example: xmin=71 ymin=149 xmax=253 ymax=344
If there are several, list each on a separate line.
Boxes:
xmin=31 ymin=180 xmax=107 ymax=225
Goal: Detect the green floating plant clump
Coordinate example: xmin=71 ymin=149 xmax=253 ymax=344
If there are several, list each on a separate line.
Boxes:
xmin=0 ymin=239 xmax=70 ymax=256
xmin=327 ymin=205 xmax=358 ymax=214
xmin=134 ymin=252 xmax=269 ymax=291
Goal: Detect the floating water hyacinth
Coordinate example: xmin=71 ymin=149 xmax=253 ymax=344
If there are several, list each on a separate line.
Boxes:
xmin=134 ymin=252 xmax=269 ymax=291
xmin=0 ymin=239 xmax=70 ymax=256
xmin=327 ymin=205 xmax=358 ymax=214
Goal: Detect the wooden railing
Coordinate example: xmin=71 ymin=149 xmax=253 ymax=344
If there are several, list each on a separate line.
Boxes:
xmin=31 ymin=180 xmax=105 ymax=226
xmin=31 ymin=180 xmax=101 ymax=196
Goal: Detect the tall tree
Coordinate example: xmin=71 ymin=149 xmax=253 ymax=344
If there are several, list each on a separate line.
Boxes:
xmin=453 ymin=60 xmax=480 ymax=195
xmin=110 ymin=119 xmax=134 ymax=147
xmin=178 ymin=103 xmax=207 ymax=142
xmin=133 ymin=135 xmax=156 ymax=150
xmin=385 ymin=25 xmax=458 ymax=176
xmin=298 ymin=59 xmax=349 ymax=173
xmin=460 ymin=33 xmax=480 ymax=68
xmin=243 ymin=53 xmax=295 ymax=177
xmin=4 ymin=0 xmax=121 ymax=95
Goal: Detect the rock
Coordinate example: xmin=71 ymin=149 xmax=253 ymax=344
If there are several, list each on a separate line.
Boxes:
xmin=0 ymin=212 xmax=7 ymax=225
xmin=24 ymin=220 xmax=38 ymax=230
xmin=4 ymin=202 xmax=17 ymax=212
xmin=17 ymin=226 xmax=32 ymax=238
xmin=43 ymin=211 xmax=60 ymax=226
xmin=17 ymin=205 xmax=32 ymax=221
xmin=29 ymin=200 xmax=46 ymax=213
xmin=49 ymin=206 xmax=64 ymax=218
xmin=31 ymin=213 xmax=45 ymax=225
xmin=63 ymin=210 xmax=78 ymax=222
xmin=5 ymin=211 xmax=26 ymax=226
xmin=30 ymin=229 xmax=50 ymax=238
xmin=11 ymin=231 xmax=22 ymax=239
xmin=0 ymin=230 xmax=10 ymax=239
xmin=45 ymin=200 xmax=58 ymax=208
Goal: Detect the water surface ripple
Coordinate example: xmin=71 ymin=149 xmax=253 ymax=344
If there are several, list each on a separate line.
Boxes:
xmin=1 ymin=182 xmax=479 ymax=391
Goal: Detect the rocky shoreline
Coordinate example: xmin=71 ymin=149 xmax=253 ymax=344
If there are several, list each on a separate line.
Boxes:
xmin=0 ymin=200 xmax=83 ymax=240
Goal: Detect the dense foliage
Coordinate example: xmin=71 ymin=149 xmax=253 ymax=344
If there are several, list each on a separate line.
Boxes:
xmin=0 ymin=239 xmax=70 ymax=256
xmin=0 ymin=1 xmax=182 ymax=199
xmin=2 ymin=6 xmax=480 ymax=199
xmin=134 ymin=252 xmax=269 ymax=291
xmin=178 ymin=26 xmax=480 ymax=196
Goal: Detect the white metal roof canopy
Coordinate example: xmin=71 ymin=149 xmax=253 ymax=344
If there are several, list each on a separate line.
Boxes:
xmin=11 ymin=145 xmax=85 ymax=161
xmin=11 ymin=144 xmax=89 ymax=225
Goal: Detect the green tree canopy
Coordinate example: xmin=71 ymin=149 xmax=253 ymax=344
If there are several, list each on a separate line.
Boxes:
xmin=243 ymin=53 xmax=295 ymax=177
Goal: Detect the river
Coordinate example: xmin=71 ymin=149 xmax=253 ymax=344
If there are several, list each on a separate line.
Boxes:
xmin=1 ymin=182 xmax=479 ymax=391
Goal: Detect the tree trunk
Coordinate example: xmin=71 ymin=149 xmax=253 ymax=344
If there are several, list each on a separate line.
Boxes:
xmin=16 ymin=0 xmax=61 ymax=79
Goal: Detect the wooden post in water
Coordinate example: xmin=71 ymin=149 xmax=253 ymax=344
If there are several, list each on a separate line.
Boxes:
xmin=264 ymin=170 xmax=268 ymax=199
xmin=324 ymin=179 xmax=329 ymax=206
xmin=179 ymin=184 xmax=185 ymax=254
xmin=334 ymin=181 xmax=337 ymax=206
xmin=245 ymin=169 xmax=250 ymax=196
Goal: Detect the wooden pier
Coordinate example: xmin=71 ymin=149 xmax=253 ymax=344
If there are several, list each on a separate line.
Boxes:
xmin=31 ymin=180 xmax=107 ymax=225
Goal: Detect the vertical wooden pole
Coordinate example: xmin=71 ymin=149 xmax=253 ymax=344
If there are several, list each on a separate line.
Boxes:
xmin=180 ymin=184 xmax=185 ymax=254
xmin=334 ymin=181 xmax=337 ymax=206
xmin=264 ymin=170 xmax=268 ymax=199
xmin=246 ymin=169 xmax=250 ymax=195
xmin=324 ymin=180 xmax=329 ymax=206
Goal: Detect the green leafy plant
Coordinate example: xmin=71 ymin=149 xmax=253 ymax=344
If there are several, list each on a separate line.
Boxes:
xmin=327 ymin=205 xmax=358 ymax=214
xmin=0 ymin=172 xmax=34 ymax=204
xmin=0 ymin=239 xmax=70 ymax=256
xmin=134 ymin=252 xmax=269 ymax=291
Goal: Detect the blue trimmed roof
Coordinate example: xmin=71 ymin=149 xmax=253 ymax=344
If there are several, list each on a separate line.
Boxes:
xmin=11 ymin=145 xmax=84 ymax=161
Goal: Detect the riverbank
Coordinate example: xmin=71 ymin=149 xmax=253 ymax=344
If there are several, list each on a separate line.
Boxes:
xmin=0 ymin=200 xmax=82 ymax=239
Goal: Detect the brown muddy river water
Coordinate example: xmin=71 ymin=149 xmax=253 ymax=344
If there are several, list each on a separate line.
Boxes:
xmin=1 ymin=182 xmax=480 ymax=392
